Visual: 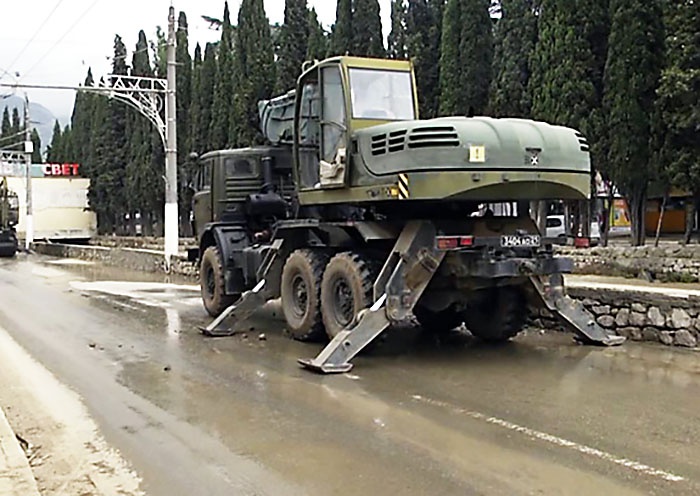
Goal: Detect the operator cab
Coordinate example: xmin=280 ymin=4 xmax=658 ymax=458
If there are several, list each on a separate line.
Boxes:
xmin=293 ymin=56 xmax=418 ymax=190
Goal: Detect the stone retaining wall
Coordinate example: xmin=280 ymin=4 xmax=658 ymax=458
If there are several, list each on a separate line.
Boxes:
xmin=32 ymin=242 xmax=197 ymax=279
xmin=532 ymin=286 xmax=700 ymax=349
xmin=556 ymin=245 xmax=700 ymax=283
xmin=33 ymin=241 xmax=700 ymax=349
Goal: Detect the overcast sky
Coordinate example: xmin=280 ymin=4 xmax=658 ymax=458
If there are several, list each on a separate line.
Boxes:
xmin=0 ymin=0 xmax=392 ymax=124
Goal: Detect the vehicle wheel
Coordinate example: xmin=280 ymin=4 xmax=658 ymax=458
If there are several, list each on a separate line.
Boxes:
xmin=414 ymin=306 xmax=464 ymax=334
xmin=321 ymin=252 xmax=376 ymax=339
xmin=464 ymin=286 xmax=527 ymax=343
xmin=280 ymin=249 xmax=328 ymax=342
xmin=200 ymin=245 xmax=237 ymax=317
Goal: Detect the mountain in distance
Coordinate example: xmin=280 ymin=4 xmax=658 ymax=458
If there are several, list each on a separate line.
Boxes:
xmin=1 ymin=95 xmax=60 ymax=155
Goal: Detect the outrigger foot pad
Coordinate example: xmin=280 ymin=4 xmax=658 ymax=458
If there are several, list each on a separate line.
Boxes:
xmin=200 ymin=280 xmax=268 ymax=338
xmin=530 ymin=275 xmax=626 ymax=347
xmin=298 ymin=295 xmax=391 ymax=374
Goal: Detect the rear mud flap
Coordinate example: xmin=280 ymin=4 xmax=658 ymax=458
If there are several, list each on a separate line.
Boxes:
xmin=298 ymin=295 xmax=391 ymax=374
xmin=530 ymin=274 xmax=626 ymax=346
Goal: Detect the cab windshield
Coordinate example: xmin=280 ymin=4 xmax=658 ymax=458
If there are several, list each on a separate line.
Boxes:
xmin=348 ymin=68 xmax=415 ymax=121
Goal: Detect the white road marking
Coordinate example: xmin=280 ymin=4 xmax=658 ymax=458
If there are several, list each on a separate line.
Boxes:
xmin=411 ymin=394 xmax=685 ymax=483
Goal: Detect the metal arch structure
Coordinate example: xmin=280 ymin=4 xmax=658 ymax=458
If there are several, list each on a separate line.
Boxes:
xmin=85 ymin=75 xmax=168 ymax=147
xmin=0 ymin=6 xmax=181 ymax=270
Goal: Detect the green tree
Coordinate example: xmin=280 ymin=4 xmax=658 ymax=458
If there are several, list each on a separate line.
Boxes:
xmin=70 ymin=69 xmax=95 ymax=174
xmin=10 ymin=108 xmax=21 ymax=137
xmin=47 ymin=120 xmax=63 ymax=162
xmin=353 ymin=0 xmax=385 ymax=57
xmin=330 ymin=0 xmax=353 ymax=56
xmin=306 ymin=8 xmax=328 ymax=60
xmin=276 ymin=0 xmax=309 ymax=93
xmin=489 ymin=0 xmax=537 ymax=117
xmin=210 ymin=2 xmax=235 ymax=149
xmin=232 ymin=0 xmax=276 ymax=146
xmin=30 ymin=129 xmax=41 ymax=163
xmin=407 ymin=0 xmax=445 ymax=118
xmin=656 ymin=0 xmax=699 ymax=243
xmin=439 ymin=0 xmax=493 ymax=116
xmin=603 ymin=0 xmax=664 ymax=246
xmin=193 ymin=43 xmax=217 ymax=153
xmin=1 ymin=108 xmax=10 ymax=137
xmin=388 ymin=0 xmax=408 ymax=59
xmin=176 ymin=12 xmax=192 ymax=158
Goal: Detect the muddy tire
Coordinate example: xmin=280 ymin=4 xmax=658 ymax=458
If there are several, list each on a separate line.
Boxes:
xmin=464 ymin=286 xmax=527 ymax=343
xmin=321 ymin=252 xmax=376 ymax=339
xmin=200 ymin=245 xmax=237 ymax=317
xmin=414 ymin=306 xmax=464 ymax=334
xmin=280 ymin=249 xmax=328 ymax=342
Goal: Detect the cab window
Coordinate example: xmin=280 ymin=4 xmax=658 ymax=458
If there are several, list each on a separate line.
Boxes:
xmin=224 ymin=157 xmax=255 ymax=177
xmin=198 ymin=159 xmax=212 ymax=191
xmin=348 ymin=68 xmax=415 ymax=121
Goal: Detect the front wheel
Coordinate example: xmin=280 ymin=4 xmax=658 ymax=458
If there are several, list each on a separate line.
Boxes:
xmin=464 ymin=286 xmax=528 ymax=342
xmin=200 ymin=245 xmax=237 ymax=317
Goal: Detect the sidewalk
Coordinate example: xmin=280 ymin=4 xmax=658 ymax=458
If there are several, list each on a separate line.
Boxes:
xmin=566 ymin=274 xmax=700 ymax=299
xmin=0 ymin=405 xmax=39 ymax=496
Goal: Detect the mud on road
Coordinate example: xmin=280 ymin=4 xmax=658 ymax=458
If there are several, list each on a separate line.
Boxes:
xmin=1 ymin=254 xmax=700 ymax=495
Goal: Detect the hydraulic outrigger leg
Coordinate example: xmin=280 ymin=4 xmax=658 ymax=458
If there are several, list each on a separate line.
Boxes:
xmin=299 ymin=221 xmax=446 ymax=374
xmin=529 ymin=273 xmax=626 ymax=346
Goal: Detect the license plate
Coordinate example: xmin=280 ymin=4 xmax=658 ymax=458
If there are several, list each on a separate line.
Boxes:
xmin=500 ymin=234 xmax=541 ymax=248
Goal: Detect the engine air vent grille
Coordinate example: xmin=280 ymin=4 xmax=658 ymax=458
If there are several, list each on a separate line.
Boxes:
xmin=407 ymin=126 xmax=460 ymax=149
xmin=575 ymin=132 xmax=590 ymax=152
xmin=371 ymin=129 xmax=407 ymax=155
xmin=371 ymin=134 xmax=387 ymax=156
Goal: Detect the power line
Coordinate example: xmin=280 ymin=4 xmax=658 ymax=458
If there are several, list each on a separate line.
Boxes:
xmin=19 ymin=0 xmax=101 ymax=82
xmin=0 ymin=0 xmax=66 ymax=81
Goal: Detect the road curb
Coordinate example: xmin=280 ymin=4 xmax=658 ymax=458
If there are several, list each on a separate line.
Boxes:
xmin=0 ymin=405 xmax=40 ymax=496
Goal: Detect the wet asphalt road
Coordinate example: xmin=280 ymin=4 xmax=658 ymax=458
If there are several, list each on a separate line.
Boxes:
xmin=1 ymin=255 xmax=700 ymax=495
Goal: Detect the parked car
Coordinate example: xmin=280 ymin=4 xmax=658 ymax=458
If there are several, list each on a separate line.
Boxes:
xmin=546 ymin=215 xmax=600 ymax=245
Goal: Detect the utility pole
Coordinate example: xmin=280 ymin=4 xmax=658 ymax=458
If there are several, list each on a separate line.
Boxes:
xmin=24 ymin=94 xmax=33 ymax=250
xmin=164 ymin=5 xmax=179 ymax=270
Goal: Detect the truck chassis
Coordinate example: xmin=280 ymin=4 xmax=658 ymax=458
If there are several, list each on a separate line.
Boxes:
xmin=199 ymin=218 xmax=624 ymax=374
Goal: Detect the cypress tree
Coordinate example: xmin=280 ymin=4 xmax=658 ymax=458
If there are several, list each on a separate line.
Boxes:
xmin=195 ymin=43 xmax=217 ymax=153
xmin=10 ymin=108 xmax=21 ymax=137
xmin=330 ymin=0 xmax=353 ymax=56
xmin=656 ymin=0 xmax=700 ymax=243
xmin=47 ymin=120 xmax=62 ymax=162
xmin=306 ymin=8 xmax=328 ymax=61
xmin=70 ymin=69 xmax=95 ymax=174
xmin=407 ymin=0 xmax=445 ymax=118
xmin=232 ymin=0 xmax=276 ymax=146
xmin=210 ymin=2 xmax=235 ymax=149
xmin=1 ymin=108 xmax=10 ymax=137
xmin=489 ymin=0 xmax=537 ymax=117
xmin=388 ymin=0 xmax=408 ymax=59
xmin=176 ymin=12 xmax=192 ymax=159
xmin=276 ymin=0 xmax=309 ymax=93
xmin=176 ymin=12 xmax=194 ymax=234
xmin=353 ymin=0 xmax=385 ymax=57
xmin=30 ymin=129 xmax=41 ymax=163
xmin=603 ymin=0 xmax=664 ymax=246
xmin=439 ymin=0 xmax=494 ymax=116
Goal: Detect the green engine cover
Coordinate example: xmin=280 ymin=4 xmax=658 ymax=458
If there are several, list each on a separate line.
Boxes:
xmin=299 ymin=116 xmax=592 ymax=205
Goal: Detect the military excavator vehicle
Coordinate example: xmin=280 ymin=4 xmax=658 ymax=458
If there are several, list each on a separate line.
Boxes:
xmin=190 ymin=56 xmax=625 ymax=373
xmin=0 ymin=177 xmax=19 ymax=257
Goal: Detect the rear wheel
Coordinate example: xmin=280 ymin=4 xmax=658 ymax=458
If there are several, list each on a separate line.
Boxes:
xmin=200 ymin=245 xmax=237 ymax=317
xmin=464 ymin=286 xmax=528 ymax=342
xmin=280 ymin=249 xmax=328 ymax=342
xmin=321 ymin=252 xmax=376 ymax=339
